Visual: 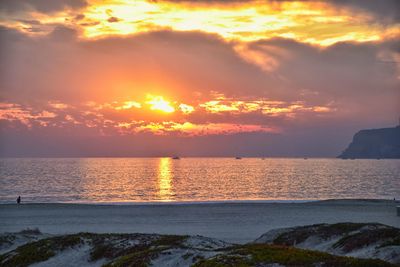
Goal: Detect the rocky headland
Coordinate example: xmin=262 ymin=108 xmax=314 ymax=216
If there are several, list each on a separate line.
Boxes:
xmin=339 ymin=126 xmax=400 ymax=159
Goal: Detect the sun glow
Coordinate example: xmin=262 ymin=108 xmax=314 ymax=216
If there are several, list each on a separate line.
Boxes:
xmin=146 ymin=95 xmax=175 ymax=113
xmin=158 ymin=157 xmax=174 ymax=201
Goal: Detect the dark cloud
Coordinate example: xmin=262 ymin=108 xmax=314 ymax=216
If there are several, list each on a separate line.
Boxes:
xmin=0 ymin=127 xmax=352 ymax=157
xmin=17 ymin=19 xmax=42 ymax=25
xmin=268 ymin=0 xmax=400 ymax=23
xmin=48 ymin=25 xmax=78 ymax=41
xmin=332 ymin=0 xmax=400 ymax=23
xmin=107 ymin=16 xmax=121 ymax=23
xmin=0 ymin=0 xmax=87 ymax=14
xmin=74 ymin=14 xmax=85 ymax=20
xmin=251 ymin=38 xmax=399 ymax=97
xmin=0 ymin=28 xmax=283 ymax=103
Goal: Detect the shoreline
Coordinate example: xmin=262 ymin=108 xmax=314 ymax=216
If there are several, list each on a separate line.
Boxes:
xmin=0 ymin=198 xmax=397 ymax=206
xmin=1 ymin=199 xmax=398 ymax=243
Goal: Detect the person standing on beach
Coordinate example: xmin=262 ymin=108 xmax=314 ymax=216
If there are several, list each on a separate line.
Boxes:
xmin=17 ymin=196 xmax=21 ymax=204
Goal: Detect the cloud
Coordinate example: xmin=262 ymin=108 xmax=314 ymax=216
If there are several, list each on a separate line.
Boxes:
xmin=0 ymin=0 xmax=87 ymax=14
xmin=107 ymin=16 xmax=121 ymax=23
xmin=2 ymin=0 xmax=397 ymax=48
xmin=268 ymin=0 xmax=400 ymax=24
xmin=0 ymin=27 xmax=280 ymax=103
xmin=0 ymin=22 xmax=399 ymax=156
xmin=142 ymin=0 xmax=400 ymax=25
xmin=0 ymin=92 xmax=334 ymax=138
xmin=1 ymin=26 xmax=398 ymax=115
xmin=332 ymin=0 xmax=400 ymax=24
xmin=48 ymin=25 xmax=78 ymax=40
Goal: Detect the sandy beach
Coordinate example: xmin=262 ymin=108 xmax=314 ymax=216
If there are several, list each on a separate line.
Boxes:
xmin=0 ymin=199 xmax=398 ymax=243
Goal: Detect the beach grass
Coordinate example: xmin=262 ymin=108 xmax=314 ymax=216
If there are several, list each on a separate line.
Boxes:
xmin=194 ymin=244 xmax=395 ymax=267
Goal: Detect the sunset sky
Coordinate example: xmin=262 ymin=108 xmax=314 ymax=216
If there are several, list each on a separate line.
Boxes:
xmin=0 ymin=0 xmax=399 ymax=157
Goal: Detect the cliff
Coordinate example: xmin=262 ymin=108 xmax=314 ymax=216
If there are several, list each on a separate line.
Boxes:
xmin=339 ymin=126 xmax=400 ymax=159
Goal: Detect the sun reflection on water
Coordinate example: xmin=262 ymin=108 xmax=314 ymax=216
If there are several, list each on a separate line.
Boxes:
xmin=158 ymin=157 xmax=174 ymax=201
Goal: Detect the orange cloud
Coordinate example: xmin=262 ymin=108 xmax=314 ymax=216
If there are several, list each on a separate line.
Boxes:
xmin=198 ymin=96 xmax=333 ymax=116
xmin=115 ymin=101 xmax=142 ymax=110
xmin=2 ymin=0 xmax=397 ymax=47
xmin=179 ymin=103 xmax=195 ymax=114
xmin=0 ymin=103 xmax=57 ymax=128
xmin=0 ymin=96 xmax=334 ymax=136
xmin=75 ymin=0 xmax=394 ymax=47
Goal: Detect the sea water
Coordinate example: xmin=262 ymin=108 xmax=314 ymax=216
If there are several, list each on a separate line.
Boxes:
xmin=0 ymin=158 xmax=399 ymax=203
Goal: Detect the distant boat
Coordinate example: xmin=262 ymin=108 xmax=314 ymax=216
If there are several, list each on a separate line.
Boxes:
xmin=304 ymin=157 xmax=308 ymax=160
xmin=235 ymin=157 xmax=242 ymax=160
xmin=172 ymin=156 xmax=180 ymax=160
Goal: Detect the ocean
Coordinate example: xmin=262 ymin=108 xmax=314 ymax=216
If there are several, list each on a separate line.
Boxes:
xmin=0 ymin=158 xmax=399 ymax=203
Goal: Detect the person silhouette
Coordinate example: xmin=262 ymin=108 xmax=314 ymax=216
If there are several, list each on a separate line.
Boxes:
xmin=17 ymin=196 xmax=21 ymax=204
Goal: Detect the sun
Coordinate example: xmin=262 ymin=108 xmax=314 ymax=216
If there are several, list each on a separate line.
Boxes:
xmin=146 ymin=95 xmax=175 ymax=113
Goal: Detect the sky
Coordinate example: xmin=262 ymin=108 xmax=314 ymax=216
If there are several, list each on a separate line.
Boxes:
xmin=0 ymin=0 xmax=399 ymax=157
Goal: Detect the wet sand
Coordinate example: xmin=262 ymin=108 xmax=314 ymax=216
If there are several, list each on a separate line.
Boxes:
xmin=0 ymin=199 xmax=398 ymax=243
